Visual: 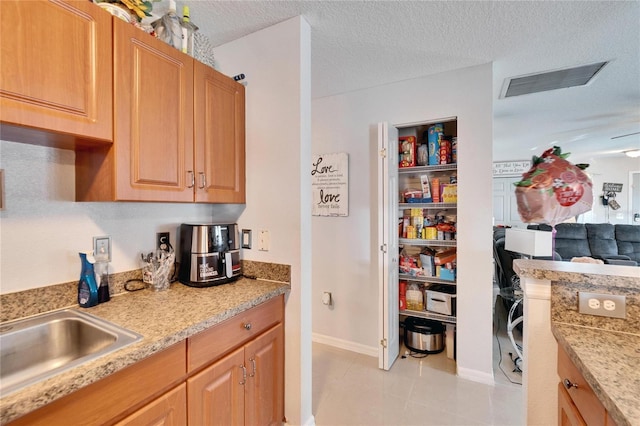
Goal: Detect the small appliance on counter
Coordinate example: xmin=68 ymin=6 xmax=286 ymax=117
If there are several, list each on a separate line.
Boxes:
xmin=178 ymin=223 xmax=241 ymax=287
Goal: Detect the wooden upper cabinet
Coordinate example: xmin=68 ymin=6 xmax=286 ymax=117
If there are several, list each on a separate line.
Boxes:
xmin=0 ymin=0 xmax=112 ymax=146
xmin=195 ymin=63 xmax=246 ymax=203
xmin=112 ymin=17 xmax=194 ymax=202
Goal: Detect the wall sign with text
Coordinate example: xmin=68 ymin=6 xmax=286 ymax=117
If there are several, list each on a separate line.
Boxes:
xmin=493 ymin=160 xmax=532 ymax=177
xmin=312 ymin=153 xmax=349 ymax=217
xmin=602 ymin=182 xmax=623 ymax=193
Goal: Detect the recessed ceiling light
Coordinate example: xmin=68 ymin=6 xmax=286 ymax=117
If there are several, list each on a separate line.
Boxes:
xmin=624 ymin=149 xmax=640 ymax=158
xmin=500 ymin=61 xmax=608 ymax=98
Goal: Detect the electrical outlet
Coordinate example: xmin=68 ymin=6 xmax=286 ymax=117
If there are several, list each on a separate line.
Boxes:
xmin=157 ymin=232 xmax=170 ymax=250
xmin=578 ymin=292 xmax=626 ymax=319
xmin=93 ymin=236 xmax=111 ymax=262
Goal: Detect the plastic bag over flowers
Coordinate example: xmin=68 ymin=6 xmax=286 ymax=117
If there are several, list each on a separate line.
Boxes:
xmin=514 ymin=146 xmax=593 ymax=226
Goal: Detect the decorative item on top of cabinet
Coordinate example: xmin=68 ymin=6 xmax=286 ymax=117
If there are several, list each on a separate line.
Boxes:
xmin=0 ymin=0 xmax=113 ymax=148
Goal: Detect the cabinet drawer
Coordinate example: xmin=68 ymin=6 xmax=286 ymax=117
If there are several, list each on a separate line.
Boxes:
xmin=557 ymin=346 xmax=606 ymax=426
xmin=188 ymin=295 xmax=284 ymax=372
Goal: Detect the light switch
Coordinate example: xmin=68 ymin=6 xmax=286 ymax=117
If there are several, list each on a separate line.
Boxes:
xmin=242 ymin=229 xmax=252 ymax=249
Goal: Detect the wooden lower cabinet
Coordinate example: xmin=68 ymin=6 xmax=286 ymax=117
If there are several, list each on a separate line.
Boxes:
xmin=558 ymin=383 xmax=586 ymax=426
xmin=188 ymin=323 xmax=284 ymax=426
xmin=8 ymin=297 xmax=284 ymax=426
xmin=116 ymin=384 xmax=187 ymax=426
xmin=557 ymin=345 xmax=616 ymax=426
xmin=245 ymin=323 xmax=285 ymax=426
xmin=8 ymin=342 xmax=187 ymax=426
xmin=188 ymin=346 xmax=245 ymax=425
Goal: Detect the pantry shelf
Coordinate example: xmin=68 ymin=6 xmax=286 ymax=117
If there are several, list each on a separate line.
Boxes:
xmin=400 ymin=309 xmax=457 ymax=324
xmin=399 ymin=274 xmax=456 ymax=285
xmin=398 ymin=164 xmax=457 ymax=175
xmin=399 ymin=202 xmax=457 ymax=209
xmin=399 ymin=238 xmax=457 ymax=247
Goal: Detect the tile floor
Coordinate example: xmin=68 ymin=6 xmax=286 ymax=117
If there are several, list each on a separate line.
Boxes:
xmin=312 ymin=300 xmax=523 ymax=425
xmin=312 ymin=342 xmax=523 ymax=425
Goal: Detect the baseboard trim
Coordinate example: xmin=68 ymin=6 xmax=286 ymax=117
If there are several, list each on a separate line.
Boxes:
xmin=286 ymin=414 xmax=315 ymax=426
xmin=312 ymin=333 xmax=378 ymax=357
xmin=457 ymin=366 xmax=495 ymax=386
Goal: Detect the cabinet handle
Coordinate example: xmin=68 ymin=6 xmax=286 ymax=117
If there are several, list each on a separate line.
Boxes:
xmin=249 ymin=357 xmax=256 ymax=377
xmin=243 ymin=322 xmax=252 ymax=331
xmin=563 ymin=378 xmax=578 ymax=390
xmin=239 ymin=364 xmax=247 ymax=385
xmin=187 ymin=171 xmax=195 ymax=189
xmin=198 ymin=172 xmax=206 ymax=189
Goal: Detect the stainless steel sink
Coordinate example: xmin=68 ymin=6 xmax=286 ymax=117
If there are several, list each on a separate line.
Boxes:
xmin=0 ymin=309 xmax=142 ymax=396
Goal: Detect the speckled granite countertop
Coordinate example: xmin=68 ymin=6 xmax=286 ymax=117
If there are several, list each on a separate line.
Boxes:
xmin=513 ymin=259 xmax=639 ymax=288
xmin=0 ymin=278 xmax=290 ymax=424
xmin=515 ymin=259 xmax=640 ymax=426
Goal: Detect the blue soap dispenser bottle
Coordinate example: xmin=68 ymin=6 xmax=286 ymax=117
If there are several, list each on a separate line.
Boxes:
xmin=78 ymin=252 xmax=99 ymax=308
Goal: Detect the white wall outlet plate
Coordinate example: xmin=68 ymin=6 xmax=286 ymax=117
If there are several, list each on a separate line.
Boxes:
xmin=258 ymin=230 xmax=270 ymax=251
xmin=578 ymin=292 xmax=625 ymax=319
xmin=93 ymin=236 xmax=111 ymax=262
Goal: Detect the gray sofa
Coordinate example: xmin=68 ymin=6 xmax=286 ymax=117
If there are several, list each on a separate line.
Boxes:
xmin=526 ymin=223 xmax=640 ymax=264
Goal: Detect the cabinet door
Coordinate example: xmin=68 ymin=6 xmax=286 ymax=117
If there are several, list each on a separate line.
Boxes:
xmin=113 ymin=17 xmax=194 ymax=202
xmin=0 ymin=0 xmax=112 ymax=143
xmin=244 ymin=324 xmax=284 ymax=426
xmin=194 ymin=62 xmax=245 ymax=203
xmin=558 ymin=384 xmax=586 ymax=426
xmin=115 ymin=384 xmax=187 ymax=426
xmin=188 ymin=346 xmax=245 ymax=426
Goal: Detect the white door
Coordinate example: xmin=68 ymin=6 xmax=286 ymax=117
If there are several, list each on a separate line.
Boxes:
xmin=493 ymin=177 xmax=527 ymax=228
xmin=630 ymin=171 xmax=640 ymax=224
xmin=377 ymin=122 xmax=399 ymax=370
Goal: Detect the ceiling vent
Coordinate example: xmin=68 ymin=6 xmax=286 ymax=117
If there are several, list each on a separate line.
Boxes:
xmin=500 ymin=61 xmax=608 ymax=98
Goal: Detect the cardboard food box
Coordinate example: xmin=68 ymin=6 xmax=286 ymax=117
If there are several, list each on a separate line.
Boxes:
xmin=399 ymin=136 xmax=417 ymax=168
xmin=433 ymin=248 xmax=456 ymax=265
xmin=442 ymin=184 xmax=457 ymax=203
xmin=439 ymin=267 xmax=456 ymax=281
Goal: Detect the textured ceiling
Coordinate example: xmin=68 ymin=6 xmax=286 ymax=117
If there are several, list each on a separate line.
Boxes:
xmin=151 ymin=1 xmax=640 ymax=163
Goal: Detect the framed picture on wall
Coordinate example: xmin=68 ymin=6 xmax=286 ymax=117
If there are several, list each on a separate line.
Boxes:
xmin=311 ymin=153 xmax=349 ymax=217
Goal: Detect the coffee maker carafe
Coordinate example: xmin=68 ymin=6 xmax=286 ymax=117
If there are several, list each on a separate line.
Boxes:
xmin=178 ymin=224 xmax=241 ymax=287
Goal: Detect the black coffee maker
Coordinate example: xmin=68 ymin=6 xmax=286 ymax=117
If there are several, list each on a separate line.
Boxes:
xmin=178 ymin=224 xmax=241 ymax=287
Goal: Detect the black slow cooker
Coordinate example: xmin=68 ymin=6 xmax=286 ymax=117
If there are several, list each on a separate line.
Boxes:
xmin=403 ymin=317 xmax=445 ymax=354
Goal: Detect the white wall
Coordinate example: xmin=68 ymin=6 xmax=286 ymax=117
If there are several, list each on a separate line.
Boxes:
xmin=573 ymin=156 xmax=640 ymax=225
xmin=0 ymin=140 xmax=233 ymax=294
xmin=311 ymin=64 xmax=495 ymax=382
xmin=213 ymin=17 xmax=313 ymax=426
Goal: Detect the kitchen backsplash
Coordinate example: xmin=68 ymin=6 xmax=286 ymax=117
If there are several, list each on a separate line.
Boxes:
xmin=551 ymin=279 xmax=640 ymax=335
xmin=0 ymin=260 xmax=291 ymax=322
